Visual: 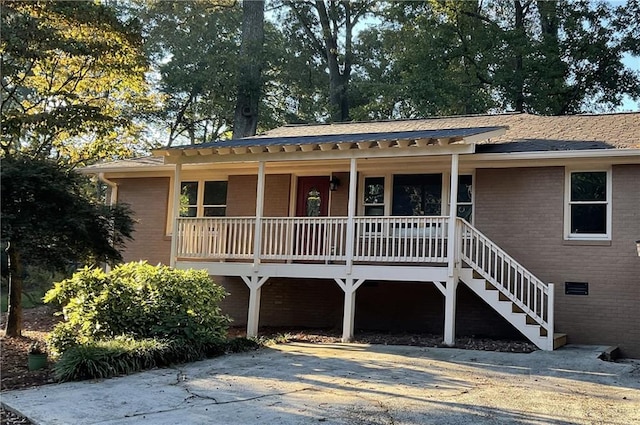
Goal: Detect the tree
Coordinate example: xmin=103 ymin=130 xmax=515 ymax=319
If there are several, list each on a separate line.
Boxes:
xmin=280 ymin=0 xmax=374 ymax=122
xmin=1 ymin=1 xmax=152 ymax=166
xmin=232 ymin=0 xmax=265 ymax=138
xmin=382 ymin=0 xmax=640 ymax=116
xmin=140 ymin=0 xmax=243 ymax=145
xmin=1 ymin=156 xmax=135 ymax=337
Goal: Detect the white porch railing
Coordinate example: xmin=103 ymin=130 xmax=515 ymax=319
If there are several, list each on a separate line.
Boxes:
xmin=261 ymin=217 xmax=348 ymax=261
xmin=457 ymin=219 xmax=553 ymax=335
xmin=176 ymin=217 xmax=255 ymax=259
xmin=353 ymin=216 xmax=448 ymax=263
xmin=176 ymin=216 xmax=449 ymax=264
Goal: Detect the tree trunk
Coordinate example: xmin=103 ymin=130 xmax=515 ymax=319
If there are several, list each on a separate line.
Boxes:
xmin=513 ymin=0 xmax=526 ymax=112
xmin=4 ymin=244 xmax=23 ymax=337
xmin=232 ymin=0 xmax=264 ymax=139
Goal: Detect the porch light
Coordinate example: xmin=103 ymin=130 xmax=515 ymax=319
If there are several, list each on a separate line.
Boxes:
xmin=329 ymin=177 xmax=340 ymax=191
xmin=636 ymin=240 xmax=640 ymax=257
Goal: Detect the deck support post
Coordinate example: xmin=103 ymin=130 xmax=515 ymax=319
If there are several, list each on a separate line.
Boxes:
xmin=335 ymin=278 xmax=366 ymax=342
xmin=242 ymin=275 xmax=269 ymax=337
xmin=170 ymin=161 xmax=182 ymax=268
xmin=443 ymin=276 xmax=458 ymax=347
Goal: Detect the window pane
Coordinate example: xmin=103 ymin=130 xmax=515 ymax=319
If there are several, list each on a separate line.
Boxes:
xmin=365 ymin=206 xmax=385 ymax=216
xmin=392 ymin=174 xmax=442 ymax=216
xmin=306 ymin=187 xmax=321 ymax=217
xmin=457 ymin=204 xmax=473 ymax=221
xmin=571 ymin=172 xmax=606 ymax=201
xmin=364 ymin=177 xmax=384 ymax=204
xmin=204 ymin=207 xmax=226 ymax=217
xmin=181 ymin=207 xmax=197 ymax=218
xmin=204 ymin=181 xmax=227 ymax=205
xmin=458 ymin=175 xmax=472 ymax=203
xmin=181 ymin=182 xmax=198 ymax=205
xmin=571 ymin=204 xmax=606 ymax=234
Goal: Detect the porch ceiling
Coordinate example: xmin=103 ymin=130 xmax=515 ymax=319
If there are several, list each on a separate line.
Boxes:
xmin=153 ymin=126 xmax=507 ymax=164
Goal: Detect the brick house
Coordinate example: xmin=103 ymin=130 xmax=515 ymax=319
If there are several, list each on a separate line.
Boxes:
xmin=85 ymin=112 xmax=640 ymax=357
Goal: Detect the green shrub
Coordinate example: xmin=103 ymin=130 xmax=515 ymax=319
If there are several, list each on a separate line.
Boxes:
xmin=53 ymin=336 xmax=263 ymax=382
xmin=45 ymin=262 xmax=230 ymax=354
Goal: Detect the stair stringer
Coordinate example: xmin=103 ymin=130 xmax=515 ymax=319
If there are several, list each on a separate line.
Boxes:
xmin=458 ymin=267 xmax=551 ymax=350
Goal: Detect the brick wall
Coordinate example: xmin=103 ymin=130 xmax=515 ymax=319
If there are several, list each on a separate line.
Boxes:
xmin=226 ymin=174 xmax=291 ymax=216
xmin=114 ymin=177 xmax=171 ymax=265
xmin=475 ymin=165 xmax=640 ymax=357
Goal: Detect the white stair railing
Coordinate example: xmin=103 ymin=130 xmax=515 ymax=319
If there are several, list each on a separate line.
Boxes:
xmin=457 ymin=219 xmax=554 ymax=342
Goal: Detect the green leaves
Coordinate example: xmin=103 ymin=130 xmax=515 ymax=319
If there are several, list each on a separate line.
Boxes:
xmin=1 ymin=0 xmax=153 ymax=166
xmin=45 ymin=262 xmax=231 ymax=355
xmin=0 ymin=156 xmax=135 ymax=271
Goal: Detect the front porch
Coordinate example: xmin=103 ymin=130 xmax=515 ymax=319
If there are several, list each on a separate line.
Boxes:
xmin=157 ymin=126 xmax=558 ymax=350
xmin=174 ymin=215 xmax=557 ymax=351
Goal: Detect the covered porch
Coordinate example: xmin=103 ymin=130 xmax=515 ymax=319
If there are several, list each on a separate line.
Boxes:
xmin=155 ymin=126 xmax=556 ymax=350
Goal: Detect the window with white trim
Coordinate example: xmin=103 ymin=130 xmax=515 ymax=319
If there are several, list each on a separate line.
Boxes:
xmin=180 ymin=180 xmax=227 ymax=217
xmin=456 ymin=174 xmax=473 ymax=222
xmin=565 ymin=169 xmax=611 ymax=239
xmin=363 ymin=176 xmax=385 ymax=216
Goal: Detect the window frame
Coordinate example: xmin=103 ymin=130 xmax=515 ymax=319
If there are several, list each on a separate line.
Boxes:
xmin=180 ymin=179 xmax=228 ymax=218
xmin=455 ymin=173 xmax=474 ymax=224
xmin=564 ymin=167 xmax=612 ymax=241
xmin=362 ymin=176 xmax=386 ymax=216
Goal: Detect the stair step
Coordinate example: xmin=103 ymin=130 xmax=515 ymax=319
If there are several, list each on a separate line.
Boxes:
xmin=553 ymin=333 xmax=568 ymax=349
xmin=485 ymin=281 xmax=497 ymax=290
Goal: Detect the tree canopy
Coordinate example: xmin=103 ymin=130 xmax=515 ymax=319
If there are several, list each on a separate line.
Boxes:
xmin=1 ymin=156 xmax=135 ymax=336
xmin=0 ymin=0 xmax=153 ymax=166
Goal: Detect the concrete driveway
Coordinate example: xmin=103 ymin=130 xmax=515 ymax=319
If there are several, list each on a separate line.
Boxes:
xmin=3 ymin=343 xmax=639 ymax=424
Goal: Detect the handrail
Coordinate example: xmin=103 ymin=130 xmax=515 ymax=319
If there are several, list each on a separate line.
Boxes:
xmin=457 ymin=218 xmax=552 ymax=332
xmin=353 ymin=216 xmax=449 ymax=263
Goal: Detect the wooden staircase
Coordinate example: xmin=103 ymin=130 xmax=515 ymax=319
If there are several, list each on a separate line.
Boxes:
xmin=456 ymin=219 xmax=566 ymax=351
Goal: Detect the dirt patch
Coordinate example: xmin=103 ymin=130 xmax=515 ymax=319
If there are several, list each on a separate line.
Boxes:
xmin=231 ymin=326 xmax=539 ymax=353
xmin=0 ymin=306 xmax=61 ymax=392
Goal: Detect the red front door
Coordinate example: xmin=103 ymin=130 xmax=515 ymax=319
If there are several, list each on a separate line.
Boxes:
xmin=296 ymin=176 xmax=330 ymax=217
xmin=295 ymin=176 xmax=330 ymax=258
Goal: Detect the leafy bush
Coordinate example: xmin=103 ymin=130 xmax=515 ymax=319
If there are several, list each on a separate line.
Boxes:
xmin=53 ymin=336 xmax=262 ymax=382
xmin=45 ymin=262 xmax=230 ymax=355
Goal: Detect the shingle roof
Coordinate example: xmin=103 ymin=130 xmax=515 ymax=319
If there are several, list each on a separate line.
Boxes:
xmin=260 ymin=112 xmax=640 ymax=151
xmin=180 ymin=126 xmax=505 ymax=149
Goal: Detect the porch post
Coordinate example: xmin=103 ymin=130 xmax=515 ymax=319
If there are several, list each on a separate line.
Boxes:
xmin=443 ymin=277 xmax=458 ymax=346
xmin=345 ymin=158 xmax=357 ymax=273
xmin=243 ymin=276 xmax=269 ymax=337
xmin=335 ymin=278 xmax=365 ymax=342
xmin=447 ymin=154 xmax=459 ymax=277
xmin=170 ymin=161 xmax=182 ymax=268
xmin=253 ymin=161 xmax=266 ymax=269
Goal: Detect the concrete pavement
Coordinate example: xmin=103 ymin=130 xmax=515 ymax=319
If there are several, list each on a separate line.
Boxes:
xmin=2 ymin=343 xmax=639 ymax=424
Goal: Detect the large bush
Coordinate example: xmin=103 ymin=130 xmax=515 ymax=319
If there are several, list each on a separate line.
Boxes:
xmin=45 ymin=262 xmax=230 ymax=355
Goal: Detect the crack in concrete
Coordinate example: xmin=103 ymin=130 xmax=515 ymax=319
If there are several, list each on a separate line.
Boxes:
xmin=117 ymin=386 xmax=315 ymax=420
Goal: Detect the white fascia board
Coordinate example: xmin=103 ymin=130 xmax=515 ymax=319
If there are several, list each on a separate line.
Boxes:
xmin=79 ymin=164 xmax=175 ymax=175
xmin=469 ymin=148 xmax=640 ymax=168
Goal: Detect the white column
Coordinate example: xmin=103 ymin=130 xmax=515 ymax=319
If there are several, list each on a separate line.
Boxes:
xmin=342 ymin=282 xmax=356 ymax=342
xmin=443 ymin=277 xmax=458 ymax=346
xmin=345 ymin=158 xmax=358 ymax=273
xmin=243 ymin=276 xmax=269 ymax=337
xmin=253 ymin=161 xmax=266 ymax=269
xmin=447 ymin=154 xmax=459 ymax=277
xmin=335 ymin=278 xmax=365 ymax=342
xmin=170 ymin=162 xmax=182 ymax=268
